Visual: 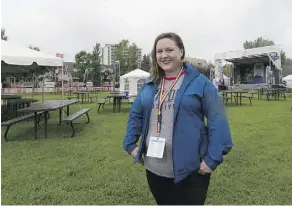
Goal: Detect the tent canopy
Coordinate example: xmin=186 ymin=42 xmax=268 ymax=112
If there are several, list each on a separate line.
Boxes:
xmin=119 ymin=69 xmax=150 ymax=95
xmin=283 ymin=75 xmax=292 ymax=81
xmin=214 ymin=45 xmax=282 ymax=69
xmin=1 ymin=40 xmax=63 ymax=75
xmin=120 ymin=69 xmax=150 ymax=79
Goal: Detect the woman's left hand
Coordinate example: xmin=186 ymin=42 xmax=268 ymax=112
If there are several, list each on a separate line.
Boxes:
xmin=199 ymin=160 xmax=213 ymax=175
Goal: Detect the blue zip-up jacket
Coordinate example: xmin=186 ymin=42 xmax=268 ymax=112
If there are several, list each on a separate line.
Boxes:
xmin=123 ymin=63 xmax=233 ymax=183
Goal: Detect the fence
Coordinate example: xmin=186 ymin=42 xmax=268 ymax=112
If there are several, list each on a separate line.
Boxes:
xmin=1 ymin=86 xmax=114 ymax=94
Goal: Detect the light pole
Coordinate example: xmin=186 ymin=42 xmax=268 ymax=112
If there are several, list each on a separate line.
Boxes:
xmin=114 ymin=61 xmax=120 ymax=91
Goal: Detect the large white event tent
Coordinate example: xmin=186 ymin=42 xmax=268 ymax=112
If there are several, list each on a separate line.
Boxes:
xmin=1 ymin=40 xmax=63 ymax=74
xmin=119 ymin=69 xmax=150 ymax=96
xmin=1 ymin=40 xmax=64 ymax=100
xmin=283 ymin=75 xmax=292 ymax=88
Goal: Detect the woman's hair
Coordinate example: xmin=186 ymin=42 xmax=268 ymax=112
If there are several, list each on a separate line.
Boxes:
xmin=150 ymin=32 xmax=185 ymax=82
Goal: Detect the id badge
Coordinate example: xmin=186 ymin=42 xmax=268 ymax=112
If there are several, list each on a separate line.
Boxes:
xmin=146 ymin=136 xmax=166 ymax=158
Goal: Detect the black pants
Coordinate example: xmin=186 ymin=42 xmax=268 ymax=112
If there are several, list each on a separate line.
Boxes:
xmin=146 ymin=170 xmax=211 ymax=205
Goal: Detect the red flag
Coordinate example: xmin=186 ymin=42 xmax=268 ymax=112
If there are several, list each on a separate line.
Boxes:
xmin=56 ymin=53 xmax=64 ymax=58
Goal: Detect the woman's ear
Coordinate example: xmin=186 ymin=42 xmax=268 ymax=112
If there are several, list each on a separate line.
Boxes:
xmin=180 ymin=49 xmax=184 ymax=60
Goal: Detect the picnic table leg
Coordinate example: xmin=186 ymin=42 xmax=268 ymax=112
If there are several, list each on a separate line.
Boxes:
xmin=118 ymin=98 xmax=121 ymax=112
xmin=34 ymin=112 xmax=38 ymax=140
xmin=59 ymin=108 xmax=62 ymax=125
xmin=67 ymin=106 xmax=70 ymax=116
xmin=113 ymin=97 xmax=117 ymax=113
xmin=44 ymin=111 xmax=48 ymax=139
xmin=240 ymin=93 xmax=242 ymax=106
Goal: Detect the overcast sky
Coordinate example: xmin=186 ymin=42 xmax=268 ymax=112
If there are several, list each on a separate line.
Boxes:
xmin=2 ymin=0 xmax=292 ymax=62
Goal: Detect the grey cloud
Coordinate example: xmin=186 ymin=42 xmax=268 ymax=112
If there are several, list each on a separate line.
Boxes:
xmin=2 ymin=0 xmax=291 ymax=62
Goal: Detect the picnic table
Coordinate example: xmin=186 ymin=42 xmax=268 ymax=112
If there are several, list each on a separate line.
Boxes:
xmin=74 ymin=92 xmax=90 ymax=104
xmin=221 ymin=90 xmax=251 ymax=106
xmin=107 ymin=92 xmax=126 ymax=113
xmin=254 ymin=88 xmax=286 ymax=101
xmin=1 ymin=94 xmax=22 ymax=105
xmin=18 ymin=100 xmax=78 ymax=139
xmin=9 ymin=98 xmax=38 ymax=117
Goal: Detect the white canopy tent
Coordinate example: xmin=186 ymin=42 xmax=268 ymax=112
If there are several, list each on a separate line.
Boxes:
xmin=1 ymin=40 xmax=63 ymax=75
xmin=283 ymin=75 xmax=292 ymax=88
xmin=120 ymin=69 xmax=150 ymax=96
xmin=1 ymin=40 xmax=64 ymax=101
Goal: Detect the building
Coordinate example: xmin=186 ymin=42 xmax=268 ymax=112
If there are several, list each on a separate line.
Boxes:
xmin=101 ymin=44 xmax=117 ymax=66
xmin=101 ymin=44 xmax=142 ymax=68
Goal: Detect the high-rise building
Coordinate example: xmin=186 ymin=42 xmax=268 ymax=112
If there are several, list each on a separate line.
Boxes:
xmin=101 ymin=44 xmax=142 ymax=69
xmin=101 ymin=44 xmax=117 ymax=66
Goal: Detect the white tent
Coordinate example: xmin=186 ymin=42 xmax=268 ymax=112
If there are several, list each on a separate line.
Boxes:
xmin=1 ymin=40 xmax=63 ymax=75
xmin=1 ymin=40 xmax=64 ymax=102
xmin=120 ymin=69 xmax=150 ymax=95
xmin=283 ymin=75 xmax=292 ymax=88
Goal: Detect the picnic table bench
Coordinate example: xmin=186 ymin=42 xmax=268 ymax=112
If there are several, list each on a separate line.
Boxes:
xmin=67 ymin=96 xmax=78 ymax=100
xmin=1 ymin=112 xmax=44 ymax=141
xmin=97 ymin=98 xmax=107 ymax=113
xmin=63 ymin=108 xmax=91 ymax=137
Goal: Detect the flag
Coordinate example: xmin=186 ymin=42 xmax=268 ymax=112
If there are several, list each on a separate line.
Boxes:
xmin=56 ymin=53 xmax=64 ymax=58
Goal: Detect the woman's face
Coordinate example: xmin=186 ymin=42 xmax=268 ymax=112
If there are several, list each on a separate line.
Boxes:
xmin=156 ymin=38 xmax=183 ymax=73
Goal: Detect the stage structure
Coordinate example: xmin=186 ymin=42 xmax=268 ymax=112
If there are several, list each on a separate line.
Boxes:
xmin=213 ymin=45 xmax=283 ymax=90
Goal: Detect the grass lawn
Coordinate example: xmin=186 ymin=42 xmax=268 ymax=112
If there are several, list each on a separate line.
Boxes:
xmin=1 ymin=93 xmax=292 ymax=205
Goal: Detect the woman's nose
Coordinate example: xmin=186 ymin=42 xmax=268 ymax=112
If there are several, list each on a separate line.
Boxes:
xmin=161 ymin=51 xmax=168 ymax=58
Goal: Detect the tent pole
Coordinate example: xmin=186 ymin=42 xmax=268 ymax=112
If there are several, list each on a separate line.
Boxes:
xmin=62 ymin=65 xmax=64 ymax=101
xmin=32 ymin=73 xmax=35 ymax=98
xmin=42 ymin=72 xmax=45 ymax=102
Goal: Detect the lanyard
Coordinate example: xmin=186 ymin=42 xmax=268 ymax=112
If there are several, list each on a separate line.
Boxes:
xmin=157 ymin=67 xmax=184 ymax=133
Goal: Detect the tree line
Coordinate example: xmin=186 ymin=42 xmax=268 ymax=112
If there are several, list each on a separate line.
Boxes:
xmin=2 ymin=28 xmax=292 ymax=82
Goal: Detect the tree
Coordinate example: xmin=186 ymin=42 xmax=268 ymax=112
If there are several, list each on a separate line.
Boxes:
xmin=73 ymin=43 xmax=102 ymax=86
xmin=283 ymin=58 xmax=292 ymax=76
xmin=115 ymin=40 xmax=129 ymax=75
xmin=28 ymin=45 xmax=40 ymax=51
xmin=141 ymin=54 xmax=151 ymax=72
xmin=89 ymin=43 xmax=102 ymax=86
xmin=243 ymin=37 xmax=286 ymax=65
xmin=115 ymin=39 xmax=139 ymax=75
xmin=1 ymin=28 xmax=8 ymax=41
xmin=73 ymin=51 xmax=92 ymax=80
xmin=128 ymin=43 xmax=138 ymax=72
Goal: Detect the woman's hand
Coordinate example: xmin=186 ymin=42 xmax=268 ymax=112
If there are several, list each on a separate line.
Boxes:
xmin=199 ymin=160 xmax=213 ymax=175
xmin=131 ymin=147 xmax=144 ymax=165
xmin=131 ymin=146 xmax=139 ymax=157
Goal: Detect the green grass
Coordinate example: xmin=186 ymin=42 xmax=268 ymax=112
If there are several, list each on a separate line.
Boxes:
xmin=1 ymin=93 xmax=292 ymax=205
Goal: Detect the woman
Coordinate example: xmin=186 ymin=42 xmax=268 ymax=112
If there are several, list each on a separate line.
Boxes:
xmin=123 ymin=32 xmax=232 ymax=205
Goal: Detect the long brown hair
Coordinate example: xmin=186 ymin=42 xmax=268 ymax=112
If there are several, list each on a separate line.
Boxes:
xmin=150 ymin=32 xmax=185 ymax=82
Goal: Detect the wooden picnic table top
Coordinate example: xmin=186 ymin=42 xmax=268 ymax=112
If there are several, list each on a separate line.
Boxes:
xmin=17 ymin=100 xmax=78 ymax=113
xmin=1 ymin=94 xmax=22 ymax=99
xmin=107 ymin=93 xmax=126 ymax=97
xmin=221 ymin=90 xmax=249 ymax=93
xmin=9 ymin=98 xmax=38 ymax=104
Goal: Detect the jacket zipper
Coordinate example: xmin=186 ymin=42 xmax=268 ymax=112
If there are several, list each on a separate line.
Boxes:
xmin=172 ymin=108 xmax=177 ymax=184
